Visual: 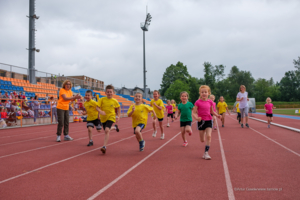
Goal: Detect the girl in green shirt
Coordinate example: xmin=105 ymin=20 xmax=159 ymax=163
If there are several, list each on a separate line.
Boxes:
xmin=175 ymin=91 xmax=194 ymax=147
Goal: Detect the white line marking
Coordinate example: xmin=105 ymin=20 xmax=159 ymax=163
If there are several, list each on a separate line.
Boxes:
xmin=0 ymin=125 xmax=162 ymax=184
xmin=249 ymin=117 xmax=300 ymax=133
xmin=216 ymin=120 xmax=235 ymax=200
xmin=87 ymin=130 xmax=183 ymax=200
xmin=249 ymin=127 xmax=300 ymax=157
xmin=0 ymin=135 xmax=134 ymax=184
xmin=228 ymin=116 xmax=300 ymax=157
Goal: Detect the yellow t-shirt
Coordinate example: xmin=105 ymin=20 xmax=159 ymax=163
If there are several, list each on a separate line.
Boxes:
xmin=236 ymin=103 xmax=240 ymax=113
xmin=217 ymin=102 xmax=228 ymax=114
xmin=127 ymin=104 xmax=153 ymax=128
xmin=172 ymin=104 xmax=176 ymax=112
xmin=98 ymin=97 xmax=120 ymax=123
xmin=84 ymin=100 xmax=99 ymax=121
xmin=150 ymin=99 xmax=165 ymax=119
xmin=57 ymin=88 xmax=73 ymax=110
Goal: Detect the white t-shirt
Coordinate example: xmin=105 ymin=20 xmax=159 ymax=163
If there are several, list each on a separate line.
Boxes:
xmin=51 ymin=101 xmax=57 ymax=108
xmin=237 ymin=92 xmax=248 ymax=108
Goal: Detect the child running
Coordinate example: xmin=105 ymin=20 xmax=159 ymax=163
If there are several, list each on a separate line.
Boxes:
xmin=209 ymin=94 xmax=217 ymax=130
xmin=171 ymin=100 xmax=176 ymax=121
xmin=98 ymin=85 xmax=121 ymax=154
xmin=193 ymin=85 xmax=220 ymax=160
xmin=217 ymin=96 xmax=230 ymax=127
xmin=127 ymin=92 xmax=157 ymax=151
xmin=166 ymin=100 xmax=173 ymax=127
xmin=176 ymin=91 xmax=193 ymax=147
xmin=265 ymin=97 xmax=276 ymax=128
xmin=150 ymin=90 xmax=165 ymax=139
xmin=233 ymin=102 xmax=241 ymax=124
xmin=82 ymin=90 xmax=106 ymax=146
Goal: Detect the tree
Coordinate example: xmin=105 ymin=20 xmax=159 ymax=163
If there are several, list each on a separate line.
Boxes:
xmin=203 ymin=62 xmax=225 ymax=92
xmin=253 ymin=78 xmax=271 ymax=102
xmin=160 ymin=62 xmax=190 ymax=96
xmin=279 ymin=71 xmax=299 ymax=101
xmin=293 ymin=56 xmax=300 ymax=71
xmin=188 ymin=77 xmax=201 ymax=103
xmin=164 ymin=80 xmax=190 ymax=103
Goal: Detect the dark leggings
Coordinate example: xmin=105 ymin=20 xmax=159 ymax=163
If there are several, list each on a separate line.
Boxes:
xmin=56 ymin=109 xmax=70 ymax=136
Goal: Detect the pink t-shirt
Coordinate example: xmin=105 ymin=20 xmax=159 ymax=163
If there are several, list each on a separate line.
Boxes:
xmin=212 ymin=102 xmax=216 ymax=112
xmin=166 ymin=105 xmax=173 ymax=114
xmin=264 ymin=103 xmax=274 ymax=114
xmin=194 ymin=99 xmax=213 ymax=121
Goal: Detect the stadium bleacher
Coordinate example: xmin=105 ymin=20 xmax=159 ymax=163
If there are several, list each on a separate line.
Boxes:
xmin=0 ymin=77 xmax=58 ymax=99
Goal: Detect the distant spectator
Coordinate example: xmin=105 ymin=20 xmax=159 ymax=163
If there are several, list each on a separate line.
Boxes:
xmin=1 ymin=107 xmax=7 ymax=119
xmin=13 ymin=91 xmax=17 ymax=97
xmin=31 ymin=96 xmax=40 ymax=124
xmin=18 ymin=92 xmax=22 ymax=99
xmin=50 ymin=97 xmax=58 ymax=123
xmin=1 ymin=92 xmax=9 ymax=99
xmin=9 ymin=92 xmax=13 ymax=99
xmin=0 ymin=107 xmax=7 ymax=128
xmin=5 ymin=107 xmax=17 ymax=126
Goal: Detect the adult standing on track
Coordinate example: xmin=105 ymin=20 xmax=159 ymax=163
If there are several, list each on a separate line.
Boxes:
xmin=56 ymin=80 xmax=81 ymax=142
xmin=236 ymin=85 xmax=250 ymax=128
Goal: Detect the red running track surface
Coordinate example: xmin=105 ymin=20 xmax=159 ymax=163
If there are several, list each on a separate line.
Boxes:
xmin=0 ymin=114 xmax=299 ymax=200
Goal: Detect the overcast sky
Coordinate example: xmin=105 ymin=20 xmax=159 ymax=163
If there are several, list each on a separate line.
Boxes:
xmin=0 ymin=0 xmax=299 ymax=90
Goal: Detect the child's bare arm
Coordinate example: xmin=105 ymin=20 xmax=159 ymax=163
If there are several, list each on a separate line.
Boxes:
xmin=150 ymin=110 xmax=157 ymax=120
xmin=211 ymin=107 xmax=221 ymax=119
xmin=96 ymin=107 xmax=106 ymax=116
xmin=176 ymin=110 xmax=181 ymax=119
xmin=192 ymin=106 xmax=201 ymax=121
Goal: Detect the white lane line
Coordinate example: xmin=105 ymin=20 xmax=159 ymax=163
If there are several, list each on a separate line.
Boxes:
xmin=0 ymin=135 xmax=134 ymax=184
xmin=0 ymin=126 xmax=132 ymax=146
xmin=249 ymin=117 xmax=300 ymax=133
xmin=228 ymin=116 xmax=300 ymax=157
xmin=0 ymin=126 xmax=133 ymax=158
xmin=249 ymin=128 xmax=300 ymax=157
xmin=216 ymin=120 xmax=235 ymax=200
xmin=87 ymin=130 xmax=182 ymax=200
xmin=0 ymin=125 xmax=162 ymax=185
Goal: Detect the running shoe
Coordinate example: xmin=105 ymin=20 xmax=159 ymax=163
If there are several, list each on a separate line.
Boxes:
xmin=87 ymin=141 xmax=93 ymax=146
xmin=246 ymin=123 xmax=249 ymax=128
xmin=214 ymin=126 xmax=217 ymax=130
xmin=56 ymin=136 xmax=61 ymax=142
xmin=140 ymin=140 xmax=145 ymax=151
xmin=160 ymin=134 xmax=165 ymax=140
xmin=222 ymin=125 xmax=224 ymax=127
xmin=152 ymin=131 xmax=157 ymax=137
xmin=183 ymin=142 xmax=188 ymax=147
xmin=101 ymin=146 xmax=106 ymax=154
xmin=268 ymin=125 xmax=270 ymax=128
xmin=64 ymin=135 xmax=73 ymax=141
xmin=167 ymin=123 xmax=170 ymax=127
xmin=203 ymin=152 xmax=211 ymax=160
xmin=115 ymin=124 xmax=119 ymax=132
xmin=241 ymin=124 xmax=244 ymax=128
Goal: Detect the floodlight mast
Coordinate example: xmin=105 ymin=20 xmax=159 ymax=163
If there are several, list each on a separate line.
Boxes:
xmin=140 ymin=12 xmax=152 ymax=99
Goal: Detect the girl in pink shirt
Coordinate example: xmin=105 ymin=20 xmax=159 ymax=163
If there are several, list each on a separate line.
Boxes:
xmin=209 ymin=95 xmax=217 ymax=130
xmin=193 ymin=85 xmax=220 ymax=160
xmin=264 ymin=97 xmax=276 ymax=128
xmin=165 ymin=100 xmax=174 ymax=127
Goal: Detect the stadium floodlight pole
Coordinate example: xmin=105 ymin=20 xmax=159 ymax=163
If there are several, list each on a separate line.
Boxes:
xmin=27 ymin=0 xmax=39 ymax=84
xmin=140 ymin=11 xmax=152 ymax=99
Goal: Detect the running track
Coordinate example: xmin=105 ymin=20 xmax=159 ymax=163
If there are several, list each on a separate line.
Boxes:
xmin=0 ymin=114 xmax=299 ymax=200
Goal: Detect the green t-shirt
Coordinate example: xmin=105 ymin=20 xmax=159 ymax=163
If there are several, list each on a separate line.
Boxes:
xmin=178 ymin=102 xmax=194 ymax=122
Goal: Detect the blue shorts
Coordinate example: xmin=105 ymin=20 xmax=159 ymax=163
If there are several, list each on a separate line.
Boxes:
xmin=133 ymin=124 xmax=145 ymax=134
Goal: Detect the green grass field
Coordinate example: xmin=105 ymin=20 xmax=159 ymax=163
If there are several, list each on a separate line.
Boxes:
xmin=256 ymin=108 xmax=300 ymax=116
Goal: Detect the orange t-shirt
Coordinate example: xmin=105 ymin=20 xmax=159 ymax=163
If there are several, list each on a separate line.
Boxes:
xmin=57 ymin=88 xmax=73 ymax=110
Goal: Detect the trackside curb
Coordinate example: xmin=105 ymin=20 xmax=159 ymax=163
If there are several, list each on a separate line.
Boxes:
xmin=249 ymin=117 xmax=300 ymax=133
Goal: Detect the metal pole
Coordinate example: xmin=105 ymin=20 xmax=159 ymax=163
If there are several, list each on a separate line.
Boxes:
xmin=143 ymin=30 xmax=146 ymax=99
xmin=28 ymin=0 xmax=36 ymax=84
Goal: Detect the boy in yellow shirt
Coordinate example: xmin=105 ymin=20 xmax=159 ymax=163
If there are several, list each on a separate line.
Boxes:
xmin=150 ymin=90 xmax=165 ymax=139
xmin=82 ymin=90 xmax=106 ymax=146
xmin=232 ymin=102 xmax=241 ymax=124
xmin=98 ymin=85 xmax=121 ymax=154
xmin=128 ymin=92 xmax=156 ymax=151
xmin=217 ymin=96 xmax=230 ymax=127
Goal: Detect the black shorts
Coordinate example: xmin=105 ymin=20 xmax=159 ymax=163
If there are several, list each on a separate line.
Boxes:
xmin=167 ymin=113 xmax=173 ymax=118
xmin=180 ymin=121 xmax=192 ymax=127
xmin=158 ymin=118 xmax=164 ymax=122
xmin=237 ymin=113 xmax=241 ymax=117
xmin=102 ymin=120 xmax=114 ymax=130
xmin=133 ymin=124 xmax=145 ymax=134
xmin=87 ymin=119 xmax=102 ymax=130
xmin=220 ymin=112 xmax=225 ymax=115
xmin=266 ymin=113 xmax=273 ymax=117
xmin=197 ymin=120 xmax=213 ymax=130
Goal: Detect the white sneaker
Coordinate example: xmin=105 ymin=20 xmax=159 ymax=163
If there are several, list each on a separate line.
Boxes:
xmin=203 ymin=152 xmax=211 ymax=160
xmin=160 ymin=134 xmax=165 ymax=140
xmin=2 ymin=124 xmax=7 ymax=128
xmin=64 ymin=135 xmax=73 ymax=141
xmin=56 ymin=136 xmax=61 ymax=142
xmin=167 ymin=123 xmax=170 ymax=127
xmin=152 ymin=131 xmax=157 ymax=137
